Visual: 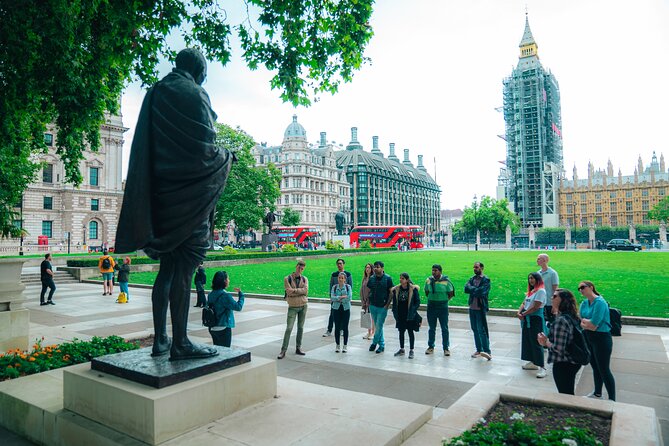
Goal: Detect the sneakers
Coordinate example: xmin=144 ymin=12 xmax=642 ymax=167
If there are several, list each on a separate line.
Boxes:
xmin=425 ymin=347 xmax=434 ymax=355
xmin=277 ymin=350 xmax=286 ymax=360
xmin=47 ymin=300 xmax=55 ymax=305
xmin=362 ymin=334 xmax=371 ymax=340
xmin=471 ymin=352 xmax=481 ymax=358
xmin=394 ymin=349 xmax=405 ymax=357
xmin=335 ymin=344 xmax=341 ymax=353
xmin=369 ymin=344 xmax=377 ymax=352
xmin=536 ymin=367 xmax=547 ymax=378
xmin=522 ymin=361 xmax=539 ymax=370
xmin=408 ymin=350 xmax=415 ymax=359
xmin=322 ymin=331 xmax=332 ymax=337
xmin=375 ymin=346 xmax=385 ymax=354
xmin=480 ymin=352 xmax=492 ymax=361
xmin=342 ymin=345 xmax=347 ymax=353
xmin=444 ymin=349 xmax=451 ymax=356
xmin=584 ymin=391 xmax=603 ymax=399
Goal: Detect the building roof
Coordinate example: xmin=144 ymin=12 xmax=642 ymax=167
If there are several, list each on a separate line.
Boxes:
xmin=519 ymin=14 xmax=536 ymax=47
xmin=284 ymin=114 xmax=307 ymax=139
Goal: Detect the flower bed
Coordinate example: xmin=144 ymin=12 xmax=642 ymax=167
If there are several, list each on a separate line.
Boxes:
xmin=0 ymin=335 xmax=139 ymax=381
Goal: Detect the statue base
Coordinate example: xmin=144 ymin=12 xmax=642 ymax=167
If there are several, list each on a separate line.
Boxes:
xmin=261 ymin=233 xmax=279 ymax=252
xmin=333 ymin=234 xmax=350 ymax=249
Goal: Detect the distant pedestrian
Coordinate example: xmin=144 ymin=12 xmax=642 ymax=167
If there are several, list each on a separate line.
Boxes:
xmin=424 ymin=264 xmax=455 ymax=356
xmin=278 ymin=259 xmax=309 ymax=359
xmin=538 ymin=288 xmax=583 ymax=395
xmin=193 ymin=262 xmax=207 ymax=308
xmin=537 ymin=253 xmax=559 ymax=325
xmin=98 ymin=250 xmax=116 ymax=296
xmin=39 ymin=253 xmax=56 ymax=306
xmin=330 ymin=272 xmax=352 ymax=352
xmin=207 ymin=271 xmax=244 ymax=348
xmin=367 ymin=261 xmax=394 ymax=354
xmin=360 ymin=263 xmax=375 ymax=340
xmin=464 ymin=262 xmax=491 ymax=360
xmin=578 ymin=280 xmax=616 ymax=401
xmin=518 ymin=272 xmax=547 ymax=378
xmin=391 ymin=272 xmax=421 ymax=359
xmin=324 ymin=258 xmax=352 ymax=337
xmin=114 ymin=257 xmax=132 ymax=302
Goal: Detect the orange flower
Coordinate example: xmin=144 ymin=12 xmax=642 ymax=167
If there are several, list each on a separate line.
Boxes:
xmin=15 ymin=363 xmax=20 ymax=368
xmin=28 ymin=357 xmax=36 ymax=362
xmin=6 ymin=365 xmax=12 ymax=369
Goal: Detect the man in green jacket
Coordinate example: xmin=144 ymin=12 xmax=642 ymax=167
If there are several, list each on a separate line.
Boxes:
xmin=424 ymin=264 xmax=455 ymax=356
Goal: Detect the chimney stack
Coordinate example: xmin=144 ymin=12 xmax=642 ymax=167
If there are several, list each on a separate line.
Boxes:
xmin=403 ymin=149 xmax=413 ymax=167
xmin=320 ymin=132 xmax=327 ymax=147
xmin=417 ymin=155 xmax=427 ymax=172
xmin=351 ymin=127 xmax=358 ymax=143
xmin=371 ymin=136 xmax=382 ymax=156
xmin=388 ymin=143 xmax=399 ymax=161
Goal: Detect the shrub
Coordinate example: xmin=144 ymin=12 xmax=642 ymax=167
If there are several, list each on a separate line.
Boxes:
xmin=325 ymin=240 xmax=344 ymax=250
xmin=281 ymin=243 xmax=298 ymax=253
xmin=445 ymin=421 xmax=601 ymax=446
xmin=359 ymin=240 xmax=372 ymax=249
xmin=0 ymin=335 xmax=140 ymax=381
xmin=223 ymin=245 xmax=238 ymax=254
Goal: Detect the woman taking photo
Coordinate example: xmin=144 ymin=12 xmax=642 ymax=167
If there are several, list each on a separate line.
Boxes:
xmin=578 ymin=280 xmax=616 ymax=401
xmin=518 ymin=272 xmax=547 ymax=378
xmin=206 ymin=271 xmax=244 ymax=348
xmin=391 ymin=272 xmax=421 ymax=359
xmin=538 ymin=289 xmax=583 ymax=394
xmin=360 ymin=263 xmax=374 ymax=340
xmin=331 ymin=272 xmax=352 ymax=352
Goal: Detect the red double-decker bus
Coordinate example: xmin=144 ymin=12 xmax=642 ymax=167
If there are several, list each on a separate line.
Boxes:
xmin=273 ymin=226 xmax=320 ymax=246
xmin=407 ymin=226 xmax=425 ymax=249
xmin=349 ymin=225 xmax=424 ymax=249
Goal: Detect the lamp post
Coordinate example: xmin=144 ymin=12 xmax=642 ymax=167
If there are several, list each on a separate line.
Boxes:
xmin=473 ymin=194 xmax=479 ymax=251
xmin=19 ymin=193 xmax=24 ymax=256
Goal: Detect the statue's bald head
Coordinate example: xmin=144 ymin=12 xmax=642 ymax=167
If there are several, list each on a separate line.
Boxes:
xmin=175 ymin=48 xmax=207 ymax=85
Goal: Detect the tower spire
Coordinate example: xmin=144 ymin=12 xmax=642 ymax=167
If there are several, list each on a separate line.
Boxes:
xmin=519 ymin=13 xmax=538 ymax=59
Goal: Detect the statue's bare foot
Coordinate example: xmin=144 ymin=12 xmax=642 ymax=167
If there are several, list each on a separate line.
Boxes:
xmin=151 ymin=335 xmax=171 ymax=357
xmin=169 ymin=343 xmax=219 ymax=361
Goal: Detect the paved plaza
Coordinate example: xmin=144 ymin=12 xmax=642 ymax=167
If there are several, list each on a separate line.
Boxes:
xmin=3 ymin=275 xmax=668 ymax=444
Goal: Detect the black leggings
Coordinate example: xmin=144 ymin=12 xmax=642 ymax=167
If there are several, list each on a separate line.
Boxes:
xmin=585 ymin=331 xmax=616 ymax=400
xmin=399 ymin=328 xmax=415 ymax=350
xmin=552 ymin=362 xmax=581 ymax=395
xmin=334 ymin=306 xmax=350 ymax=345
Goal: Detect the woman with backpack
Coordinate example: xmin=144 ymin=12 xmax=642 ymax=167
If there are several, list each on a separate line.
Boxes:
xmin=331 ymin=272 xmax=352 ymax=352
xmin=537 ymin=289 xmax=584 ymax=395
xmin=206 ymin=271 xmax=244 ymax=348
xmin=578 ymin=280 xmax=616 ymax=401
xmin=391 ymin=272 xmax=421 ymax=359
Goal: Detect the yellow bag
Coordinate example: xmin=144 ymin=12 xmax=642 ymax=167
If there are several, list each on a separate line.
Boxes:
xmin=116 ymin=292 xmax=127 ymax=304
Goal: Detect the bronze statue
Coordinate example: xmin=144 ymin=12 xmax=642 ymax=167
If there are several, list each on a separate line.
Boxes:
xmin=115 ymin=49 xmax=234 ymax=360
xmin=264 ymin=211 xmax=277 ymax=232
xmin=335 ymin=211 xmax=346 ymax=235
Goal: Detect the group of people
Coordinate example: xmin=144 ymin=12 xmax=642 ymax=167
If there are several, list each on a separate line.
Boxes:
xmin=97 ymin=250 xmax=132 ymax=302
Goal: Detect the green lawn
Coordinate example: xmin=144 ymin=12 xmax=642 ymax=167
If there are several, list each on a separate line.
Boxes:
xmin=126 ymin=250 xmax=669 ymax=318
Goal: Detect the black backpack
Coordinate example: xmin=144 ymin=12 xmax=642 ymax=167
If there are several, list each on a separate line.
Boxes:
xmin=565 ymin=315 xmax=591 ymax=366
xmin=202 ymin=304 xmax=217 ymax=328
xmin=609 ymin=307 xmax=622 ymax=336
xmin=101 ymin=256 xmax=111 ymax=269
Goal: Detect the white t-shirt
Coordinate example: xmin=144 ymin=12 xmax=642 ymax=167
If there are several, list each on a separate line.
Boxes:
xmin=523 ymin=288 xmax=547 ymax=312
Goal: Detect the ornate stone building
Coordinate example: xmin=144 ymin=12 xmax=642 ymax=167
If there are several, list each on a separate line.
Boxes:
xmin=558 ymin=152 xmax=668 ymax=227
xmin=252 ymin=115 xmax=350 ymax=242
xmin=1 ymin=113 xmax=126 ymax=253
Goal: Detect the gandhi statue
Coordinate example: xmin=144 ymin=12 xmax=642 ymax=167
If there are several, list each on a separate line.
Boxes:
xmin=335 ymin=211 xmax=346 ymax=235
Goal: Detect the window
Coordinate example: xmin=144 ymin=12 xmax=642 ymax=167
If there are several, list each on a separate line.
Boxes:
xmin=91 ymin=199 xmax=99 ymax=211
xmin=42 ymin=221 xmax=53 ymax=238
xmin=610 ymin=216 xmax=617 ymax=226
xmin=580 ymin=193 xmax=587 ymax=201
xmin=610 ymin=192 xmax=616 ymax=199
xmin=626 ymin=201 xmax=633 ymax=211
xmin=581 ymin=204 xmax=587 ymax=213
xmin=90 ymin=167 xmax=99 ymax=186
xmin=659 ymin=188 xmax=666 ymax=196
xmin=44 ymin=133 xmax=53 ymax=146
xmin=594 ymin=193 xmax=602 ymax=200
xmin=43 ymin=196 xmax=53 ymax=210
xmin=611 ymin=202 xmax=617 ymax=212
xmin=89 ymin=221 xmax=98 ymax=240
xmin=595 ymin=204 xmax=602 ymax=213
xmin=626 ymin=190 xmax=632 ymax=198
xmin=565 ymin=194 xmax=572 ymax=201
xmin=43 ymin=164 xmax=53 ymax=183
xmin=642 ymin=189 xmax=649 ymax=197
xmin=642 ymin=200 xmax=649 ymax=211
xmin=566 ymin=205 xmax=573 ymax=214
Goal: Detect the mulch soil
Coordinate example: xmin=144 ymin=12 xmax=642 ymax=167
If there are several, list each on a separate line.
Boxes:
xmin=486 ymin=400 xmax=611 ymax=445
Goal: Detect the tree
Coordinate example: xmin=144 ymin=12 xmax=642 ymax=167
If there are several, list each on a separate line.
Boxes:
xmin=0 ymin=1 xmax=375 ymax=235
xmin=455 ymin=196 xmax=520 ymax=235
xmin=648 ymin=196 xmax=669 ymax=224
xmin=281 ymin=208 xmax=301 ymax=227
xmin=213 ymin=123 xmax=281 ymax=232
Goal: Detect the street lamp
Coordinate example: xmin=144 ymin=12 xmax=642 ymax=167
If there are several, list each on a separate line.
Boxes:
xmin=19 ymin=193 xmax=24 ymax=256
xmin=473 ymin=194 xmax=479 ymax=251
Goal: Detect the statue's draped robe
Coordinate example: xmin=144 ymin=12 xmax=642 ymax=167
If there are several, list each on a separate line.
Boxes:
xmin=115 ymin=70 xmax=232 ymax=263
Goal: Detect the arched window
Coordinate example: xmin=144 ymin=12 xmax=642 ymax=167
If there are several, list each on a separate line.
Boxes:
xmin=89 ymin=221 xmax=99 ymax=240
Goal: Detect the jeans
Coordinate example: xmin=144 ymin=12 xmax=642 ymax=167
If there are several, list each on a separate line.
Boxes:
xmin=370 ymin=305 xmax=388 ymax=348
xmin=427 ymin=302 xmax=450 ymax=349
xmin=327 ymin=307 xmax=334 ymax=332
xmin=333 ymin=306 xmax=350 ymax=346
xmin=552 ymin=362 xmax=581 ymax=395
xmin=40 ymin=278 xmax=56 ymax=303
xmin=521 ymin=315 xmax=545 ymax=367
xmin=469 ymin=309 xmax=490 ymax=354
xmin=281 ymin=305 xmax=307 ymax=351
xmin=210 ymin=327 xmax=232 ymax=347
xmin=585 ymin=331 xmax=616 ymax=400
xmin=119 ymin=281 xmax=129 ymax=300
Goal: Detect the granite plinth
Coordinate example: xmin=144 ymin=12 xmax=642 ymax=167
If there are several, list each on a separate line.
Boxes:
xmin=91 ymin=346 xmax=250 ymax=388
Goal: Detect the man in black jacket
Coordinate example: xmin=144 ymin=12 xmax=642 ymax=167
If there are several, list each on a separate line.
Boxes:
xmin=464 ymin=262 xmax=491 ymax=360
xmin=39 ymin=253 xmax=56 ymax=306
xmin=323 ymin=258 xmax=352 ymax=337
xmin=193 ymin=262 xmax=207 ymax=307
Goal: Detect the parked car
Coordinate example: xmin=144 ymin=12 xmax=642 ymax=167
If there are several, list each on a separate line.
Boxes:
xmin=606 ymin=239 xmax=642 ymax=252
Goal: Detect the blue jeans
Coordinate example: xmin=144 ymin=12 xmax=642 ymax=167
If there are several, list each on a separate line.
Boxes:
xmin=469 ymin=309 xmax=490 ymax=354
xmin=370 ymin=305 xmax=388 ymax=348
xmin=119 ymin=281 xmax=129 ymax=300
xmin=427 ymin=302 xmax=449 ymax=349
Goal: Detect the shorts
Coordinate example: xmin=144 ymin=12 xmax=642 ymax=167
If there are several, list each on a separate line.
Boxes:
xmin=102 ymin=272 xmax=114 ymax=280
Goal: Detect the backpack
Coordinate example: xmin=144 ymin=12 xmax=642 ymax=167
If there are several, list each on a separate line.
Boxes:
xmin=565 ymin=315 xmax=591 ymax=366
xmin=609 ymin=307 xmax=622 ymax=336
xmin=202 ymin=304 xmax=217 ymax=328
xmin=102 ymin=256 xmax=111 ymax=269
xmin=116 ymin=292 xmax=127 ymax=304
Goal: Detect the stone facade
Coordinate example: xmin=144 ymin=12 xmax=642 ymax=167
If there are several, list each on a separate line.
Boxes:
xmin=558 ymin=152 xmax=668 ymax=227
xmin=1 ymin=113 xmax=126 ymax=253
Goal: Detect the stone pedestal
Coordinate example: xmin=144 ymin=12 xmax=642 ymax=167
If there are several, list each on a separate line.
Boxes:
xmin=64 ymin=356 xmax=277 ymax=445
xmin=505 ymin=225 xmax=512 ymax=249
xmin=261 ymin=233 xmax=278 ymax=252
xmin=0 ymin=258 xmax=29 ymax=353
xmin=333 ymin=234 xmax=350 ymax=249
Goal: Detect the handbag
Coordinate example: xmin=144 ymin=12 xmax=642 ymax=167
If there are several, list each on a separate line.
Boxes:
xmin=408 ymin=314 xmax=422 ymax=332
xmin=360 ymin=310 xmax=372 ymax=329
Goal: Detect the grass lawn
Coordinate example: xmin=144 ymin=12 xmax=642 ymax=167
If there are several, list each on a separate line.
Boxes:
xmin=126 ymin=250 xmax=669 ymax=318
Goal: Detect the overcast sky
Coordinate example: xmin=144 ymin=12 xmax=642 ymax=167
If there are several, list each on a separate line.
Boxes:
xmin=120 ymin=0 xmax=669 ymax=210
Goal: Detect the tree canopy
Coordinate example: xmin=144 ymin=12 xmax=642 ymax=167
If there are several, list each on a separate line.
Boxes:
xmin=0 ymin=0 xmax=374 ymax=236
xmin=455 ymin=196 xmax=520 ymax=234
xmin=281 ymin=207 xmax=301 ymax=227
xmin=213 ymin=123 xmax=281 ymax=232
xmin=648 ymin=196 xmax=669 ymax=224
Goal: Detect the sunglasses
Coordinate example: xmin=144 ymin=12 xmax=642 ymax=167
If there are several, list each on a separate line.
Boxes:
xmin=578 ymin=285 xmax=588 ymax=291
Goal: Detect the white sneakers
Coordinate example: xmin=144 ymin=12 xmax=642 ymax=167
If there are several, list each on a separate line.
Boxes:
xmin=335 ymin=344 xmax=347 ymax=353
xmin=522 ymin=361 xmax=539 ymax=370
xmin=536 ymin=367 xmax=547 ymax=378
xmin=342 ymin=345 xmax=347 ymax=353
xmin=335 ymin=344 xmax=340 ymax=353
xmin=584 ymin=391 xmax=602 ymax=399
xmin=480 ymin=352 xmax=492 ymax=361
